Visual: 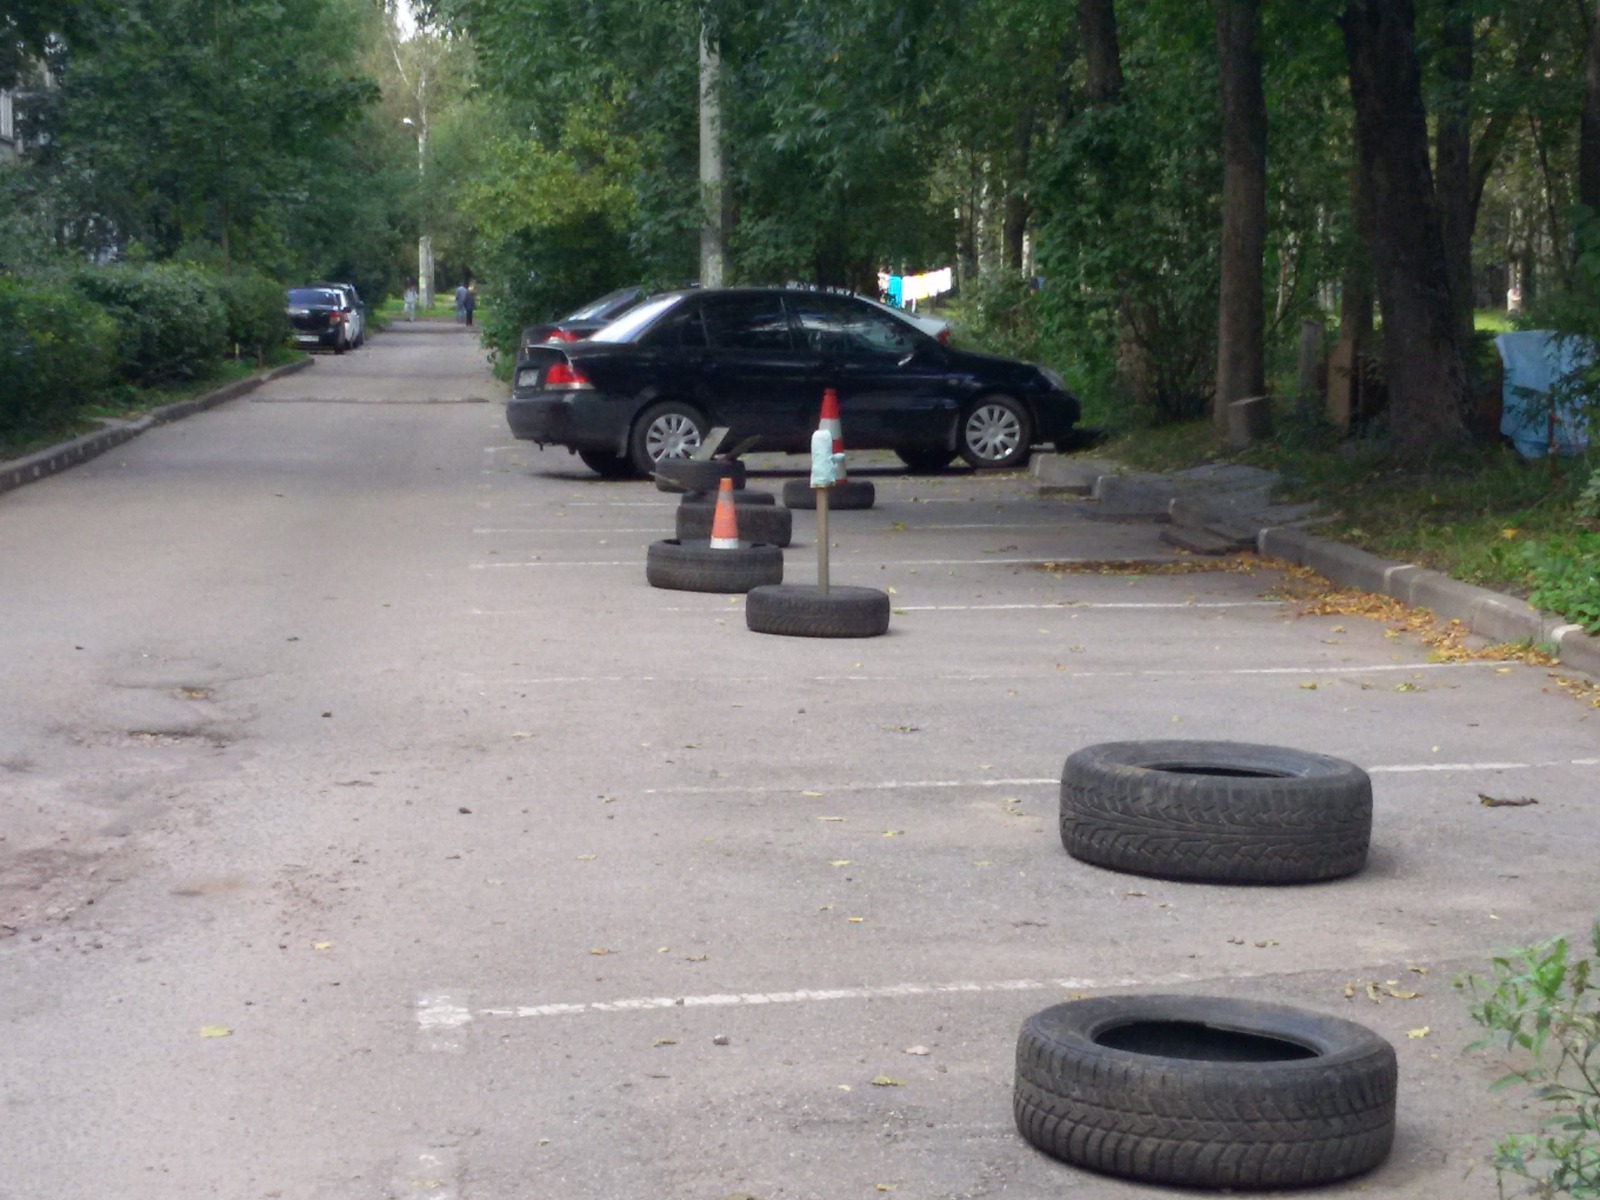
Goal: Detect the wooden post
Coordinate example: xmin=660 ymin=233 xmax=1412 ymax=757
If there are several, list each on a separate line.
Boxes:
xmin=815 ymin=488 xmax=830 ymax=595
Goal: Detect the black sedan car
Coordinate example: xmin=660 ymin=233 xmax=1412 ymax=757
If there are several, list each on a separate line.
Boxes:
xmin=286 ymin=286 xmax=360 ymax=354
xmin=507 ymin=287 xmax=1081 ymax=478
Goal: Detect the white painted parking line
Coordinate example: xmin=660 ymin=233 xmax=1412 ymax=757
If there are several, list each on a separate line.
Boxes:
xmin=474 ymin=661 xmax=1505 ymax=687
xmin=636 ymin=754 xmax=1600 ymax=796
xmin=1371 ymin=757 xmax=1600 ymax=774
xmin=641 ymin=776 xmax=1055 ymax=796
xmin=426 ymin=975 xmax=1146 ymax=1034
xmin=893 ymin=601 xmax=1280 ymax=612
xmin=417 ymin=991 xmax=472 ymax=1053
xmin=470 ymin=557 xmax=1143 ymax=569
xmin=473 ymin=527 xmax=673 ymax=535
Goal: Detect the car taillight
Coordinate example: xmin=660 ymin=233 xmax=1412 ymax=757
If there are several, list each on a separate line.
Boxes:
xmin=329 ymin=311 xmax=344 ymax=325
xmin=543 ymin=361 xmax=594 ymax=390
xmin=548 ymin=329 xmax=580 ymax=342
xmin=936 ymin=328 xmax=950 ymax=345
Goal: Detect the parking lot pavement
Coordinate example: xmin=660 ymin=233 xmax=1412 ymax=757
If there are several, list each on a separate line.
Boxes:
xmin=421 ymin=440 xmax=1600 ymax=1198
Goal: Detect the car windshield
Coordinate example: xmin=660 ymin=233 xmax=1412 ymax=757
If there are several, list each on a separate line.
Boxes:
xmin=287 ymin=288 xmax=341 ymax=306
xmin=590 ymin=294 xmax=683 ymax=343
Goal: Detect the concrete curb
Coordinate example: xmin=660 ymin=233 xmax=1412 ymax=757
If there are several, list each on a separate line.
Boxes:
xmin=0 ymin=357 xmax=312 ymax=498
xmin=1258 ymin=525 xmax=1600 ymax=683
xmin=1032 ymin=452 xmax=1600 ymax=686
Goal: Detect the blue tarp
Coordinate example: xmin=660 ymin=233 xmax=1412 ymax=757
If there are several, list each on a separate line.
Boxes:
xmin=1496 ymin=330 xmax=1594 ymax=458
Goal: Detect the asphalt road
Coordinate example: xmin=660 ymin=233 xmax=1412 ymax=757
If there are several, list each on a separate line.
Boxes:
xmin=2 ymin=321 xmax=1597 ymax=1200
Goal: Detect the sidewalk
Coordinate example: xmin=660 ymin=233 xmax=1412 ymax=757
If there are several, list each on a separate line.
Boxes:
xmin=0 ymin=358 xmax=313 ymax=498
xmin=1032 ymin=452 xmax=1600 ymax=684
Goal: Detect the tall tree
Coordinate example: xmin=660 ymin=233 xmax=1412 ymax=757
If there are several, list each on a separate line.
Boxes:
xmin=1342 ymin=0 xmax=1467 ymax=453
xmin=1432 ymin=0 xmax=1475 ymax=344
xmin=1582 ymin=0 xmax=1600 ymax=211
xmin=1214 ymin=0 xmax=1267 ymax=437
xmin=1079 ymin=0 xmax=1124 ymax=104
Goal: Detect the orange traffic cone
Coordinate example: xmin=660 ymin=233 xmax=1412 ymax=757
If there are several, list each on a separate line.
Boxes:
xmin=819 ymin=387 xmax=846 ymax=481
xmin=709 ymin=476 xmax=740 ymax=549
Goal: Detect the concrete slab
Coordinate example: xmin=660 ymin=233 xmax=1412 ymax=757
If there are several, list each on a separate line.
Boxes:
xmin=1088 ymin=472 xmax=1175 ymax=520
xmin=1029 ymin=454 xmax=1120 ymax=495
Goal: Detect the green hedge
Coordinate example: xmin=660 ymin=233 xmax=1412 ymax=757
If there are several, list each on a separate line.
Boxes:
xmin=70 ymin=262 xmax=229 ymax=386
xmin=217 ymin=268 xmax=289 ymax=362
xmin=0 ymin=277 xmax=119 ymax=437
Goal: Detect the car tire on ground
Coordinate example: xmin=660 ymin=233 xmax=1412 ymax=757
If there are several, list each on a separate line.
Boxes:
xmin=1017 ymin=998 xmax=1395 ymax=1196
xmin=781 ymin=479 xmax=876 ymax=510
xmin=1014 ymin=994 xmax=1397 ymax=1190
xmin=655 ymin=458 xmax=748 ymax=494
xmin=577 ymin=449 xmax=638 ymax=479
xmin=959 ymin=394 xmax=1032 ymax=469
xmin=745 ymin=584 xmax=890 ymax=638
xmin=896 ymin=448 xmax=956 ymax=472
xmin=645 ymin=539 xmax=783 ymax=594
xmin=1059 ymin=740 xmax=1372 ymax=884
xmin=629 ymin=402 xmax=710 ymax=477
xmin=333 ymin=334 xmax=347 ymax=356
xmin=677 ymin=500 xmax=793 ymax=547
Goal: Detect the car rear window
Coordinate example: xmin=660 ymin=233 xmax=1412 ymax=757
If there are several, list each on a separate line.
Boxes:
xmin=287 ymin=288 xmax=340 ymax=306
xmin=591 ymin=294 xmax=683 ymax=342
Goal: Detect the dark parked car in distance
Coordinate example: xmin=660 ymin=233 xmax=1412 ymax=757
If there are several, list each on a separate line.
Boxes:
xmin=517 ymin=286 xmax=649 ymax=358
xmin=506 ymin=287 xmax=1080 ymax=478
xmin=286 ymin=286 xmax=362 ymax=354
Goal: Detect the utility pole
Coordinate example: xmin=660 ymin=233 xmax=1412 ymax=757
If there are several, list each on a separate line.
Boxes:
xmin=698 ymin=22 xmax=727 ymax=286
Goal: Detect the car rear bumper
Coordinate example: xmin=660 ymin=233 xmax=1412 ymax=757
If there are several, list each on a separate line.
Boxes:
xmin=507 ymin=392 xmax=630 ymax=452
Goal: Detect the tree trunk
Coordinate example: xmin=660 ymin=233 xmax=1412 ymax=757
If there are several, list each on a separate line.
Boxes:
xmin=1079 ymin=0 xmax=1124 ymax=105
xmin=1342 ymin=0 xmax=1467 ymax=454
xmin=1003 ymin=104 xmax=1035 ymax=273
xmin=1214 ymin=0 xmax=1267 ymax=439
xmin=1434 ymin=0 xmax=1474 ymax=344
xmin=698 ymin=25 xmax=728 ymax=288
xmin=1582 ymin=0 xmax=1600 ymax=211
xmin=1329 ymin=125 xmax=1375 ymax=432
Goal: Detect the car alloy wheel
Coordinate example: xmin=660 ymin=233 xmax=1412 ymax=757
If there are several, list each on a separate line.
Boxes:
xmin=960 ymin=395 xmax=1031 ymax=468
xmin=630 ymin=402 xmax=709 ymax=476
xmin=646 ymin=413 xmax=702 ymax=462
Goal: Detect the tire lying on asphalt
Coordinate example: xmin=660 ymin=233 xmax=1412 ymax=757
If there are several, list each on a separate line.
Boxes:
xmin=654 ymin=458 xmax=747 ymax=494
xmin=676 ymin=500 xmax=793 ymax=547
xmin=645 ymin=539 xmax=782 ymax=594
xmin=1014 ymin=994 xmax=1397 ymax=1190
xmin=745 ymin=584 xmax=890 ymax=638
xmin=1060 ymin=740 xmax=1372 ymax=884
xmin=781 ymin=478 xmax=876 ymax=510
xmin=681 ymin=487 xmax=776 ymax=506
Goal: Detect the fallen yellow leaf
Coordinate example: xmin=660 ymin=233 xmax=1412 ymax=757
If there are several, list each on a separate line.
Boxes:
xmin=199 ymin=1026 xmax=232 ymax=1038
xmin=312 ymin=941 xmax=332 ymax=951
xmin=1407 ymin=1026 xmax=1430 ymax=1039
xmin=871 ymin=1075 xmax=903 ymax=1087
xmin=829 ymin=859 xmax=852 ymax=867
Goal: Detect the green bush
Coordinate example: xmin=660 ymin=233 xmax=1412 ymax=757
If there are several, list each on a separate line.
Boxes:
xmin=70 ymin=262 xmax=228 ymax=386
xmin=216 ymin=268 xmax=288 ymax=362
xmin=0 ymin=276 xmax=119 ymax=438
xmin=1463 ymin=923 xmax=1600 ymax=1198
xmin=1525 ymin=529 xmax=1600 ymax=634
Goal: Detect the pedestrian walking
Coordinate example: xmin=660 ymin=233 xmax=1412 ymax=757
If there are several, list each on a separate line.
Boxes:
xmin=403 ymin=285 xmax=417 ymax=322
xmin=464 ymin=284 xmax=477 ymax=327
xmin=454 ymin=283 xmax=468 ymax=324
